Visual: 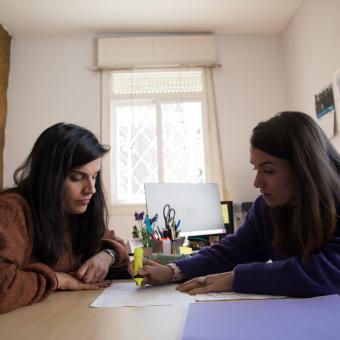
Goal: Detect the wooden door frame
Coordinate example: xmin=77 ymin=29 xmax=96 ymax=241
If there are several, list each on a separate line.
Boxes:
xmin=0 ymin=25 xmax=11 ymax=189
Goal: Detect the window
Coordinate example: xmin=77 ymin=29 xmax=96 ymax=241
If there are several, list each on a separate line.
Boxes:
xmin=101 ymin=68 xmax=223 ymax=210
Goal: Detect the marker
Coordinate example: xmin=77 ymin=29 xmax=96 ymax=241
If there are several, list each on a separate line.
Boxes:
xmin=145 ymin=215 xmax=153 ymax=234
xmin=133 ymin=247 xmax=144 ymax=287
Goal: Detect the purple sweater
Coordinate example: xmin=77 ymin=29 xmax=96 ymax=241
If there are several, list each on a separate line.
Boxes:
xmin=175 ymin=195 xmax=340 ymax=297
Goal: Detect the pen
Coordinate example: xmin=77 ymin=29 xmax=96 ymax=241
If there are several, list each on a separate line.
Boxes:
xmin=157 ymin=226 xmax=162 ymax=237
xmin=176 ymin=219 xmax=181 ymax=229
xmin=133 ymin=247 xmax=144 ymax=287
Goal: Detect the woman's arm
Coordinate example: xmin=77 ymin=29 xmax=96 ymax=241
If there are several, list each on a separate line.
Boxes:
xmin=74 ymin=229 xmax=129 ymax=283
xmin=175 ymin=196 xmax=271 ymax=279
xmin=0 ymin=194 xmax=111 ymax=313
xmin=128 ymin=196 xmax=272 ymax=289
xmin=232 ymin=231 xmax=340 ymax=297
xmin=0 ymin=196 xmax=58 ymax=314
xmin=0 ymin=261 xmax=58 ymax=314
xmin=99 ymin=229 xmax=130 ymax=267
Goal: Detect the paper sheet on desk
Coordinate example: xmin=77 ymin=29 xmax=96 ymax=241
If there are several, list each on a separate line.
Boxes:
xmin=194 ymin=291 xmax=286 ymax=302
xmin=90 ymin=282 xmax=195 ymax=308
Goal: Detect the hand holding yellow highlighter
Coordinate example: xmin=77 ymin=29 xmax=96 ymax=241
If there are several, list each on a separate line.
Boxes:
xmin=133 ymin=247 xmax=144 ymax=287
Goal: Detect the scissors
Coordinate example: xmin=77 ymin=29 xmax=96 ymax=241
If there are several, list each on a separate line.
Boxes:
xmin=163 ymin=204 xmax=176 ymax=229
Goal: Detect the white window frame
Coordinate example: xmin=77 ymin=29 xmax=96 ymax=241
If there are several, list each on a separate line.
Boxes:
xmin=101 ymin=68 xmax=219 ymax=215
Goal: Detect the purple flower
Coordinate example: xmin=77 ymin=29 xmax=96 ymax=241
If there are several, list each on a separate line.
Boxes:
xmin=134 ymin=211 xmax=144 ymax=221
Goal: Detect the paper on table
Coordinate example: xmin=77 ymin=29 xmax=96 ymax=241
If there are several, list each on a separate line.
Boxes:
xmin=194 ymin=291 xmax=286 ymax=302
xmin=90 ymin=282 xmax=195 ymax=308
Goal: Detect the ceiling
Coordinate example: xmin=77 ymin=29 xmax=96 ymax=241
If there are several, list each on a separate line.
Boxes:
xmin=0 ymin=0 xmax=303 ymax=36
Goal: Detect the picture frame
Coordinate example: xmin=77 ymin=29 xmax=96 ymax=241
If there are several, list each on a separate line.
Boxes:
xmin=332 ymin=67 xmax=340 ymax=101
xmin=314 ymin=83 xmax=335 ymax=138
xmin=332 ymin=66 xmax=340 ymax=137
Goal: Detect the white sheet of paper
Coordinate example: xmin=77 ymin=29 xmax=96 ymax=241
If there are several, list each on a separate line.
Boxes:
xmin=90 ymin=282 xmax=195 ymax=308
xmin=194 ymin=292 xmax=286 ymax=302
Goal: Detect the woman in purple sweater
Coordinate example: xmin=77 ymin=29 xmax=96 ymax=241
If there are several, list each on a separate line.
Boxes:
xmin=132 ymin=111 xmax=340 ymax=297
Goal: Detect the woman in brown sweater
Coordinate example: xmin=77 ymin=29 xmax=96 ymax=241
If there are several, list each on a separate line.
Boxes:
xmin=0 ymin=123 xmax=129 ymax=313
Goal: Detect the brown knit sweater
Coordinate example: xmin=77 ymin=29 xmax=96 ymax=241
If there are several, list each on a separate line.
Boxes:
xmin=0 ymin=193 xmax=129 ymax=314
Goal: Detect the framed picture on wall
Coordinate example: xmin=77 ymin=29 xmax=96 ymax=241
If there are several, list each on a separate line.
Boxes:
xmin=333 ymin=67 xmax=340 ymax=100
xmin=332 ymin=67 xmax=340 ymax=123
xmin=314 ymin=83 xmax=335 ymax=138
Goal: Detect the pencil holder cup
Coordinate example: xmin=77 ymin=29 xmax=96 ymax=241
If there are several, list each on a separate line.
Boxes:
xmin=171 ymin=237 xmax=185 ymax=254
xmin=151 ymin=237 xmax=185 ymax=254
xmin=151 ymin=239 xmax=172 ymax=254
xmin=151 ymin=239 xmax=164 ymax=253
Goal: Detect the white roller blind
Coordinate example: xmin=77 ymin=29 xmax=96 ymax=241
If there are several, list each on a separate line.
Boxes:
xmin=112 ymin=70 xmax=203 ymax=95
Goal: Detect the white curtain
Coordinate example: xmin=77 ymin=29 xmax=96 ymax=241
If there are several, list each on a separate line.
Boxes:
xmin=204 ymin=67 xmax=226 ymax=200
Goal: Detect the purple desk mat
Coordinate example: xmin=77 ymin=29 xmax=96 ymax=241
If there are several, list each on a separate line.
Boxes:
xmin=182 ymin=294 xmax=340 ymax=340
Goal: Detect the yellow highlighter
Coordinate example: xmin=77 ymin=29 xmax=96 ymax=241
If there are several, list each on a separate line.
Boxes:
xmin=133 ymin=247 xmax=144 ymax=287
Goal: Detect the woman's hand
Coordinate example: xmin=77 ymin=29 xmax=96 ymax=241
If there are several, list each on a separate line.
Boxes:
xmin=176 ymin=271 xmax=234 ymax=295
xmin=76 ymin=251 xmax=113 ymax=283
xmin=127 ymin=258 xmax=174 ymax=286
xmin=55 ymin=272 xmax=111 ymax=290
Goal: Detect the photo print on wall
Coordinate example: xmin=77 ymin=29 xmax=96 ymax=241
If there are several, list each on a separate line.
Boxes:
xmin=314 ymin=83 xmax=335 ymax=138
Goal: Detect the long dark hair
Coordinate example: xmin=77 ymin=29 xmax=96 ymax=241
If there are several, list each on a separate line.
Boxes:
xmin=13 ymin=123 xmax=110 ymax=265
xmin=251 ymin=111 xmax=340 ymax=260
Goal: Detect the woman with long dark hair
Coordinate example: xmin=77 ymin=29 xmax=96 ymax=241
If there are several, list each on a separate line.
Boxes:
xmin=131 ymin=111 xmax=340 ymax=297
xmin=0 ymin=123 xmax=129 ymax=313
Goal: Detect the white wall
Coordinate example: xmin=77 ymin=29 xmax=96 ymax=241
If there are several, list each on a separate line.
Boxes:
xmin=4 ymin=34 xmax=287 ymax=240
xmin=4 ymin=36 xmax=101 ymax=186
xmin=282 ymin=0 xmax=340 ymax=150
xmin=4 ymin=1 xmax=340 ymax=241
xmin=213 ymin=35 xmax=287 ymax=202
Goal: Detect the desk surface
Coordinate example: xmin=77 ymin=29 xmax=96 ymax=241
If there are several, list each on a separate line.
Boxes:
xmin=0 ymin=287 xmax=188 ymax=340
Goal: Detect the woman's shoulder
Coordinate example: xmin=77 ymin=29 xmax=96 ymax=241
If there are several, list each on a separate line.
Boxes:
xmin=249 ymin=195 xmax=267 ymax=215
xmin=0 ymin=191 xmax=29 ymax=205
xmin=0 ymin=192 xmax=31 ymax=222
xmin=240 ymin=195 xmax=269 ymax=227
